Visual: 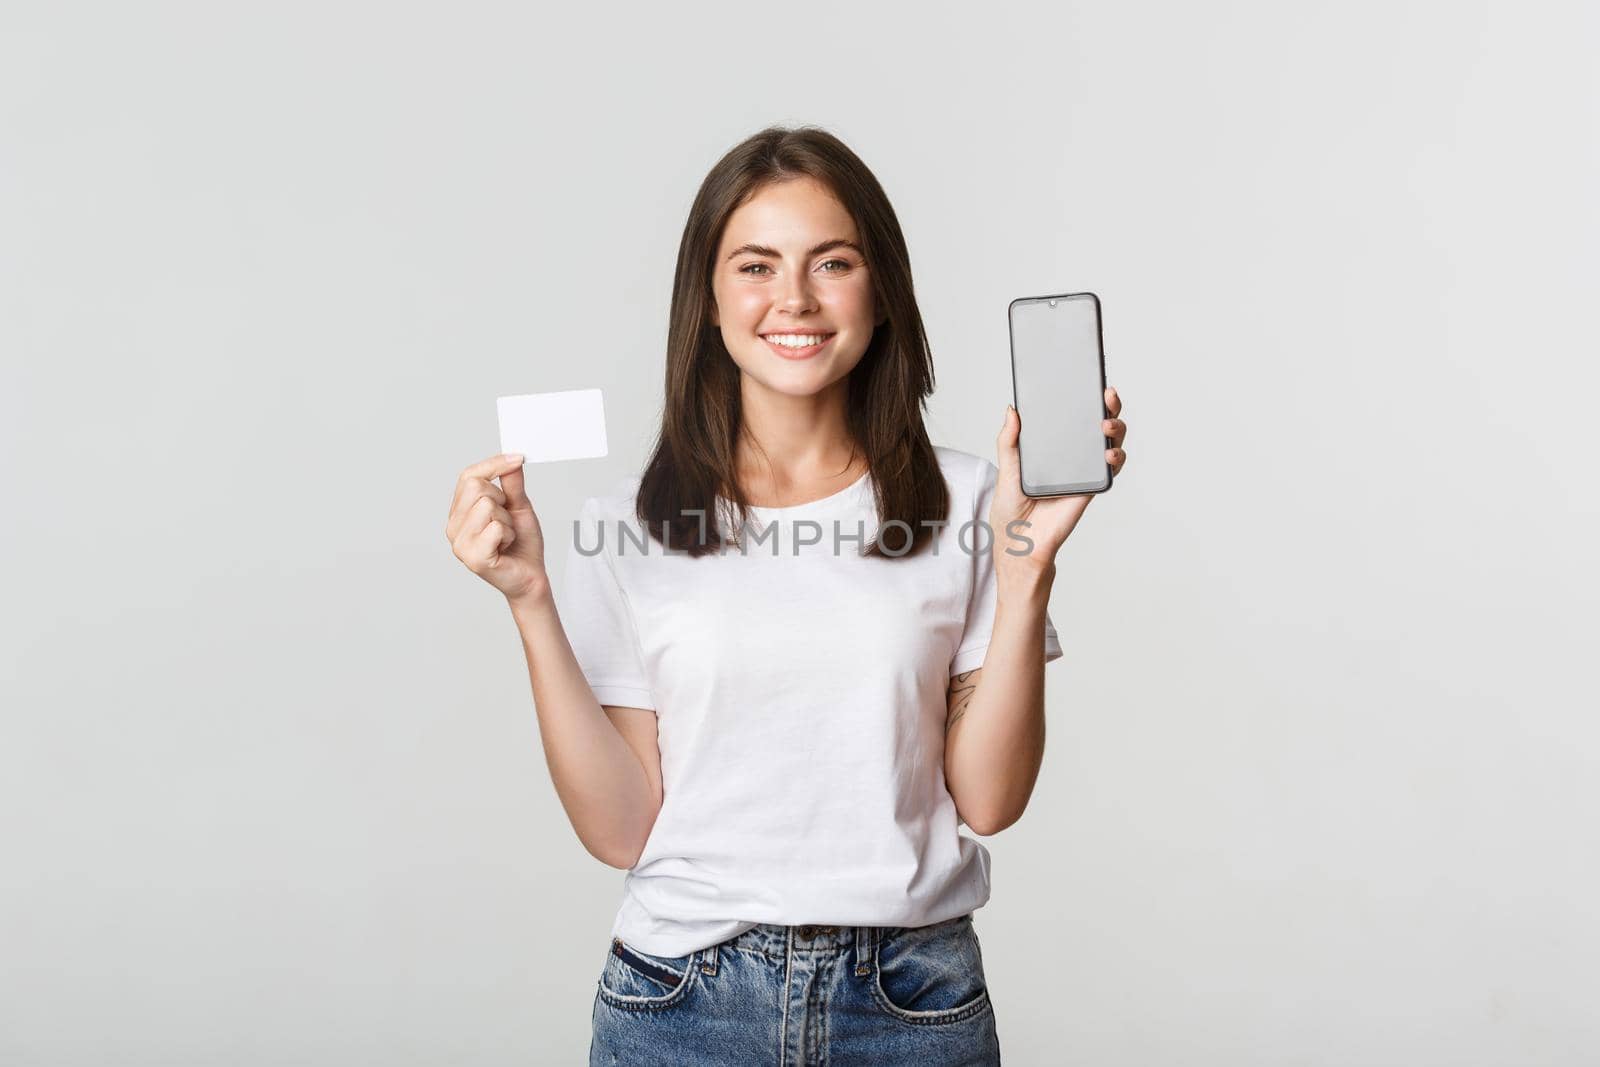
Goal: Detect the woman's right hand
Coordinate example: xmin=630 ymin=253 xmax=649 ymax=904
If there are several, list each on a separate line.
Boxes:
xmin=446 ymin=452 xmax=549 ymax=602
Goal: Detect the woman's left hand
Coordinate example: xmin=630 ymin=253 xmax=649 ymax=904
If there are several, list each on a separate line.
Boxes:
xmin=989 ymin=385 xmax=1126 ymax=577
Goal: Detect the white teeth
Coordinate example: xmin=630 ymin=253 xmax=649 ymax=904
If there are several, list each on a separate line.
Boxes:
xmin=765 ymin=334 xmax=829 ymax=348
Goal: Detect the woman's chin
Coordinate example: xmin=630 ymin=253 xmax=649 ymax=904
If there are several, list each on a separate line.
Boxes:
xmin=743 ymin=369 xmax=845 ymax=399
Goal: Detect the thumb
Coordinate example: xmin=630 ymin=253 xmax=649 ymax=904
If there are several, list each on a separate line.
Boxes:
xmin=499 ymin=456 xmax=533 ymax=510
xmin=996 ymin=404 xmax=1020 ymax=480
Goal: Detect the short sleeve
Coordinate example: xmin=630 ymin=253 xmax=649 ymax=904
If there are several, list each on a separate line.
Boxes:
xmin=950 ymin=459 xmax=1065 ymax=675
xmin=559 ymin=497 xmax=657 ymax=711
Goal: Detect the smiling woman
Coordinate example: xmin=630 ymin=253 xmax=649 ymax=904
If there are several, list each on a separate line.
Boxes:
xmin=444 ymin=123 xmax=1080 ymax=1067
xmin=562 ymin=125 xmax=1060 ymax=1067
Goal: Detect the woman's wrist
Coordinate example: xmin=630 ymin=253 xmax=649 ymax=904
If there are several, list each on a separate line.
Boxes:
xmin=507 ymin=574 xmax=556 ymax=620
xmin=995 ymin=558 xmax=1055 ymax=604
xmin=997 ymin=549 xmax=1054 ymax=591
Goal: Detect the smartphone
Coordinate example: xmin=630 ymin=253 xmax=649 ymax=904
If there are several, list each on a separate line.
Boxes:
xmin=1007 ymin=291 xmax=1112 ymax=497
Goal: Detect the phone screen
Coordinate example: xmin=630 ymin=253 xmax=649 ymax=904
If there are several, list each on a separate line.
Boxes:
xmin=1007 ymin=292 xmax=1110 ymax=496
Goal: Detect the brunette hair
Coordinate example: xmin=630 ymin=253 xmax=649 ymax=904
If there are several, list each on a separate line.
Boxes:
xmin=635 ymin=124 xmax=949 ymax=559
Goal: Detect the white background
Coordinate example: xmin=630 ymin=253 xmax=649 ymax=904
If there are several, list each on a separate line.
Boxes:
xmin=3 ymin=1 xmax=1597 ymax=1063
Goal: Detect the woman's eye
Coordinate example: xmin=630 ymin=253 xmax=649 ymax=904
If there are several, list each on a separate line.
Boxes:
xmin=739 ymin=259 xmax=854 ymax=276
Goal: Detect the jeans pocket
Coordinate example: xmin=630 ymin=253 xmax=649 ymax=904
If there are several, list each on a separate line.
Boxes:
xmin=597 ymin=937 xmax=699 ymax=1011
xmin=870 ymin=913 xmax=992 ymax=1026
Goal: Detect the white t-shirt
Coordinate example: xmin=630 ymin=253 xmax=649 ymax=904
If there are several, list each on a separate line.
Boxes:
xmin=558 ymin=445 xmax=1063 ymax=957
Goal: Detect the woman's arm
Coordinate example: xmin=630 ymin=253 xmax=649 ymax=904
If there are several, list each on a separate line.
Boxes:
xmin=942 ymin=566 xmax=1053 ymax=835
xmin=947 ymin=390 xmax=1126 ymax=833
xmin=447 ymin=453 xmax=661 ymax=869
xmin=508 ymin=582 xmax=662 ymax=870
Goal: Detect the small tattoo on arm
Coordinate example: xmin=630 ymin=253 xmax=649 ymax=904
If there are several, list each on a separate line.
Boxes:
xmin=947 ymin=669 xmax=978 ymax=730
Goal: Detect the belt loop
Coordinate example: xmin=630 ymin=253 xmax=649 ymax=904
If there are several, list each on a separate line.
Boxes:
xmin=699 ymin=941 xmax=719 ymax=976
xmin=854 ymin=925 xmax=872 ymax=977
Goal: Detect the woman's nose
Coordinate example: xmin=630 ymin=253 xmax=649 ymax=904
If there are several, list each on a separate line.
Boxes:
xmin=777 ymin=273 xmax=818 ymax=312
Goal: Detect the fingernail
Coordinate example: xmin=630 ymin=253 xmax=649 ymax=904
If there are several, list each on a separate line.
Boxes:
xmin=504 ymin=453 xmax=525 ymax=464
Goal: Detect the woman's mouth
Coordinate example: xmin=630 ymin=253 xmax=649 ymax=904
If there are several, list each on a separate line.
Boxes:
xmin=760 ymin=332 xmax=835 ymax=360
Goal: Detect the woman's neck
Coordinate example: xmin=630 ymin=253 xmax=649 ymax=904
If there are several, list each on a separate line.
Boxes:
xmin=733 ymin=378 xmax=861 ymax=495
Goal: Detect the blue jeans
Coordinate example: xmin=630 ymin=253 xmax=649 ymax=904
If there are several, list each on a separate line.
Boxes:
xmin=590 ymin=912 xmax=1001 ymax=1065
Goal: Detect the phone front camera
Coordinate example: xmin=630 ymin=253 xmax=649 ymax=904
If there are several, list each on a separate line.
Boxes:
xmin=1048 ymin=299 xmax=1057 ymax=307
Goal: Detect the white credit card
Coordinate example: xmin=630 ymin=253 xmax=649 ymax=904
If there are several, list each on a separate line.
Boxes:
xmin=496 ymin=388 xmax=608 ymax=463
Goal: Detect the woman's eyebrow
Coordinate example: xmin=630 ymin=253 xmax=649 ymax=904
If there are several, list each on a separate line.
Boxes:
xmin=725 ymin=238 xmax=863 ymax=262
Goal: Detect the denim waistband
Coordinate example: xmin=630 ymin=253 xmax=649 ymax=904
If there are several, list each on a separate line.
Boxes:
xmin=737 ymin=922 xmax=865 ymax=954
xmin=686 ymin=922 xmax=875 ymax=978
xmin=695 ymin=913 xmax=969 ymax=979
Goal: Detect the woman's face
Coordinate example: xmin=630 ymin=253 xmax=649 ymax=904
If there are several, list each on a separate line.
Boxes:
xmin=710 ymin=176 xmax=882 ymax=399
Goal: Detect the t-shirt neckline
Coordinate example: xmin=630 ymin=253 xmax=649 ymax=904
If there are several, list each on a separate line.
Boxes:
xmin=719 ymin=469 xmax=873 ymax=517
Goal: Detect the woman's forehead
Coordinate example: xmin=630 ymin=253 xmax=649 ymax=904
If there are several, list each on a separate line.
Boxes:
xmin=720 ymin=178 xmax=857 ymax=247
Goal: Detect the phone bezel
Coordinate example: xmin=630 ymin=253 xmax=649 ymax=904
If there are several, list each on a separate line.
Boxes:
xmin=1006 ymin=291 xmax=1113 ymax=498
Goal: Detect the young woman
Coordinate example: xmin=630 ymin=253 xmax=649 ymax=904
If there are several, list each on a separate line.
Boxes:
xmin=445 ymin=125 xmax=1128 ymax=1065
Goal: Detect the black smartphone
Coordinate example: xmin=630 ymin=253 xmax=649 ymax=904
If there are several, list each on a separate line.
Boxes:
xmin=1007 ymin=291 xmax=1113 ymax=497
